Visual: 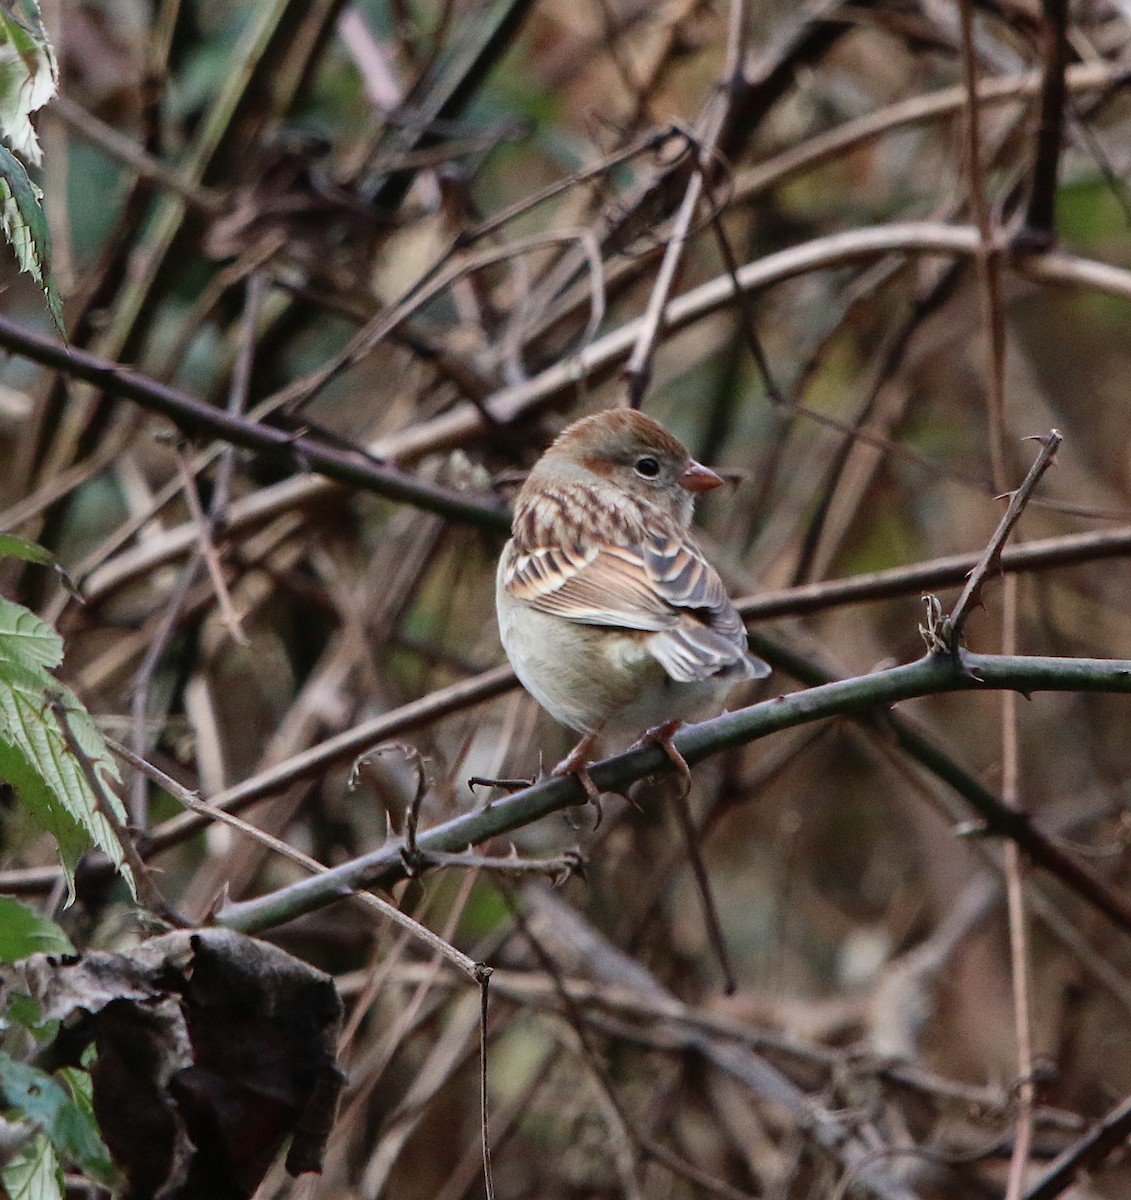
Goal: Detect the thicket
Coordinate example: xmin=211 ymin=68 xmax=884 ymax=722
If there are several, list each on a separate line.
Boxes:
xmin=3 ymin=1 xmax=1131 ymax=1198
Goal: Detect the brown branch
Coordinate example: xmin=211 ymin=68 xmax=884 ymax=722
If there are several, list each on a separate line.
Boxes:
xmin=1012 ymin=0 xmax=1071 ymax=252
xmin=73 ymin=222 xmax=1131 ymax=604
xmin=730 ymin=60 xmax=1127 ymax=210
xmin=0 ymin=314 xmax=509 ymax=533
xmin=621 ymin=0 xmax=750 ymax=412
xmin=48 ymin=95 xmax=222 ymax=213
xmin=945 ymin=430 xmax=1063 ymax=644
xmin=1023 ymin=1092 xmax=1131 ymax=1200
xmin=735 ymin=525 xmax=1131 ymax=620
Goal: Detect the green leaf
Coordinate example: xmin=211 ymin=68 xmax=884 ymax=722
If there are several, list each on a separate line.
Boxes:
xmin=0 ymin=534 xmax=54 ymax=570
xmin=0 ymin=537 xmax=76 ymax=596
xmin=0 ymin=145 xmax=62 ymax=333
xmin=54 ymin=1067 xmax=116 ymax=1185
xmin=0 ymin=1 xmax=63 ymax=333
xmin=0 ymin=598 xmax=134 ymax=901
xmin=0 ymin=897 xmax=72 ymax=962
xmin=1 ymin=1131 xmax=62 ymax=1200
xmin=0 ymin=0 xmax=57 ymax=166
xmin=0 ymin=596 xmax=62 ymax=672
xmin=4 ymin=991 xmax=49 ymax=1038
xmin=0 ymin=1055 xmax=117 ymax=1185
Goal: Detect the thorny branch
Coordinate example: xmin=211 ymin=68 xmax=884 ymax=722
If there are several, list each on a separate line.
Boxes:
xmin=942 ymin=429 xmax=1063 ymax=648
xmin=214 ymin=652 xmax=1131 ymax=937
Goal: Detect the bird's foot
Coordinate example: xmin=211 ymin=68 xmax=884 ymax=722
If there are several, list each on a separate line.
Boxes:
xmin=551 ymin=734 xmax=604 ymax=826
xmin=629 ymin=719 xmax=691 ymax=798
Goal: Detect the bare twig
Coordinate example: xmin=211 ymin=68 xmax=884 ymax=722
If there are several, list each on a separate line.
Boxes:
xmin=124 ymin=275 xmax=266 ymax=825
xmin=621 ymin=0 xmax=751 ymax=408
xmin=1023 ymin=1091 xmax=1131 ymax=1200
xmin=735 ymin=525 xmax=1131 ymax=620
xmin=944 ymin=429 xmax=1064 ymax=644
xmin=172 ymin=450 xmax=246 ymax=643
xmin=730 ymin=60 xmax=1127 ymax=210
xmin=1012 ymin=0 xmax=1071 ymax=251
xmin=669 ymin=785 xmax=738 ymax=994
xmin=958 ymin=12 xmax=1037 ymax=1195
xmin=108 ymin=737 xmax=485 ymax=982
xmin=48 ymin=95 xmax=222 ymax=213
xmin=478 ymin=967 xmax=496 ymax=1200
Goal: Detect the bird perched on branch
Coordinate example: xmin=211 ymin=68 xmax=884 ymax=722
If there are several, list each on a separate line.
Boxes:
xmin=496 ymin=409 xmax=770 ymax=807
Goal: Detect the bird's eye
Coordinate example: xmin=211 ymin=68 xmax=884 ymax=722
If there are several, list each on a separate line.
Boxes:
xmin=634 ymin=456 xmax=661 ymax=479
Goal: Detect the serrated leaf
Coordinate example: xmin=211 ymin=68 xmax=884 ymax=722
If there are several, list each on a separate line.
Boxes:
xmin=0 ymin=898 xmax=72 ymax=963
xmin=0 ymin=596 xmax=62 ymax=672
xmin=1 ymin=1130 xmax=62 ymax=1200
xmin=0 ymin=1055 xmax=116 ymax=1185
xmin=0 ymin=599 xmax=134 ymax=901
xmin=0 ymin=145 xmax=61 ymax=333
xmin=0 ymin=0 xmax=56 ymax=166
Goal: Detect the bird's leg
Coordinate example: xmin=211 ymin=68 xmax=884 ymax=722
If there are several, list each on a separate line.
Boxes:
xmin=630 ymin=719 xmax=691 ymax=798
xmin=551 ymin=731 xmax=604 ymax=824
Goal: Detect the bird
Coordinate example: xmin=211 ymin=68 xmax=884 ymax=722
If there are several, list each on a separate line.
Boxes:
xmin=495 ymin=408 xmax=770 ymax=807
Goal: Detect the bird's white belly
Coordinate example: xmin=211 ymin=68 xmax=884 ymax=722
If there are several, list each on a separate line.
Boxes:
xmin=497 ymin=577 xmax=728 ymax=739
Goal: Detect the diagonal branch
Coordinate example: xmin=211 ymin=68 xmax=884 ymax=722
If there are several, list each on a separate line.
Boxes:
xmin=215 ymin=652 xmax=1131 ymax=937
xmin=946 ymin=429 xmax=1062 ymax=642
xmin=0 ymin=314 xmax=510 ymax=533
xmin=1023 ymin=1091 xmax=1131 ymax=1200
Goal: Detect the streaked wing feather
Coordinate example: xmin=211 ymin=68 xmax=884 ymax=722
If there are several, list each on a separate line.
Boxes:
xmin=506 ymin=544 xmax=672 ymax=630
xmin=642 ymin=534 xmax=747 ymax=643
xmin=505 ymin=516 xmax=753 ymax=670
xmin=647 ymin=627 xmax=728 ymax=682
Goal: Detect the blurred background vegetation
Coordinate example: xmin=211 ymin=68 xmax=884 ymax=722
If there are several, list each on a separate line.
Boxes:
xmin=4 ymin=0 xmax=1131 ymax=1196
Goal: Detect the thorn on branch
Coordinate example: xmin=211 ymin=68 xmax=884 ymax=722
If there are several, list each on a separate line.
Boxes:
xmin=400 ymin=844 xmax=429 ymax=878
xmin=942 ymin=429 xmax=1063 ymax=649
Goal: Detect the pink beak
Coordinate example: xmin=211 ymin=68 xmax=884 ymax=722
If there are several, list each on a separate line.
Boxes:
xmin=678 ymin=460 xmax=724 ymax=493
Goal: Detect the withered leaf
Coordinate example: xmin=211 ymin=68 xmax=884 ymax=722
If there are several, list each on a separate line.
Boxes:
xmin=1 ymin=928 xmax=344 ymax=1200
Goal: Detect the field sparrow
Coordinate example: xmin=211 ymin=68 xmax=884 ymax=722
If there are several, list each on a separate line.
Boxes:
xmin=496 ymin=409 xmax=770 ymax=802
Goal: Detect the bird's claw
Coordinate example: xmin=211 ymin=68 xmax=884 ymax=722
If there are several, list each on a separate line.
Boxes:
xmin=551 ymin=734 xmax=604 ymax=827
xmin=629 ymin=719 xmax=692 ymax=798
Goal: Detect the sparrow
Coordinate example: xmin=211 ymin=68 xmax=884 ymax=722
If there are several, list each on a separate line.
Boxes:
xmin=496 ymin=409 xmax=770 ymax=803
